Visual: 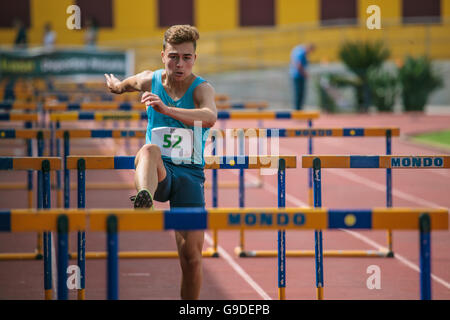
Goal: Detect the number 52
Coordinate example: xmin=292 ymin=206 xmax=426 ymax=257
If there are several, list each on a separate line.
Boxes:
xmin=163 ymin=134 xmax=182 ymax=148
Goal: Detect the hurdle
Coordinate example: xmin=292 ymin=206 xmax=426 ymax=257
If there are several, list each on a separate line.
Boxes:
xmin=48 ymin=113 xmax=147 ymax=209
xmin=0 ymin=207 xmax=446 ymax=300
xmin=0 ymin=130 xmax=52 ymax=261
xmin=212 ymin=110 xmax=319 ymax=218
xmin=44 ymin=101 xmax=265 ymax=111
xmin=49 ymin=109 xmax=318 ymax=191
xmin=53 ymin=128 xmax=262 ymax=195
xmin=48 ymin=110 xmax=319 ymax=122
xmin=216 ymin=101 xmax=268 ymax=110
xmin=0 ymin=102 xmax=39 ymax=111
xmin=0 ymin=113 xmax=41 ymax=146
xmin=0 ymin=156 xmax=61 ymax=299
xmin=0 ymin=93 xmax=230 ymax=107
xmin=0 ymin=112 xmax=39 ymax=122
xmin=228 ymin=127 xmax=400 ymax=258
xmin=63 ymin=155 xmax=294 ymax=299
xmin=49 ymin=110 xmax=317 ymax=255
xmin=0 ymin=129 xmax=51 ymax=206
xmin=0 ymin=115 xmax=43 ymax=207
xmin=303 ymin=155 xmax=450 ymax=299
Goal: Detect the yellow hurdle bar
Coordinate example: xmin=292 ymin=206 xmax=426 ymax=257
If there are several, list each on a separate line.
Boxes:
xmin=0 ymin=157 xmax=62 ymax=171
xmin=215 ymin=94 xmax=229 ymax=102
xmin=44 ymin=102 xmax=144 ymax=111
xmin=302 ymin=155 xmax=450 ymax=169
xmin=225 ymin=110 xmax=319 ymax=120
xmin=0 ymin=102 xmax=38 ymax=111
xmin=211 ymin=127 xmax=400 ymax=138
xmin=0 ymin=129 xmax=51 ymax=139
xmin=234 ymin=249 xmax=393 ymax=258
xmin=69 ymin=248 xmax=218 ymax=260
xmin=216 ymin=102 xmax=268 ymax=110
xmin=49 ymin=111 xmax=145 ymax=122
xmin=65 ymin=155 xmax=297 ymax=170
xmin=54 ymin=129 xmax=146 ymax=139
xmin=3 ymin=207 xmax=447 ymax=232
xmin=43 ymin=96 xmax=228 ymax=111
xmin=0 ymin=113 xmax=39 ymax=122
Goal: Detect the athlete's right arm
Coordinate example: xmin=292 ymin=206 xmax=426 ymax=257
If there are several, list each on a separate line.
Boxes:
xmin=104 ymin=70 xmax=153 ymax=94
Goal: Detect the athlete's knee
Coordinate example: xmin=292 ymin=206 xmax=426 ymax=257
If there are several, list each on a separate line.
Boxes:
xmin=136 ymin=144 xmax=161 ymax=164
xmin=142 ymin=144 xmax=162 ymax=157
xmin=180 ymin=250 xmax=202 ymax=271
xmin=179 ymin=236 xmax=203 ymax=270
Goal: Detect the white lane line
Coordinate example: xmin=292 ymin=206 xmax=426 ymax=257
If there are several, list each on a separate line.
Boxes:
xmin=328 ymin=168 xmax=444 ymax=208
xmin=429 ymin=169 xmax=450 ymax=178
xmin=343 ymin=229 xmax=450 ymax=289
xmin=203 ymin=233 xmax=272 ymax=300
xmin=123 ymin=273 xmax=151 ymax=277
xmin=230 ymin=170 xmax=308 ymax=207
xmin=234 ymin=158 xmax=450 ymax=290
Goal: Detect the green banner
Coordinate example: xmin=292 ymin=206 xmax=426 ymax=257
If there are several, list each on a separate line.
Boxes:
xmin=0 ymin=49 xmax=132 ymax=77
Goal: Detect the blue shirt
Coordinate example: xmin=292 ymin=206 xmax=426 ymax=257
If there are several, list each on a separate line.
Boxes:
xmin=146 ymin=69 xmax=209 ymax=168
xmin=289 ymin=45 xmax=308 ymax=79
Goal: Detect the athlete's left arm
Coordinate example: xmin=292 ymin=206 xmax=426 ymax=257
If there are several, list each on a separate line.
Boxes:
xmin=141 ymin=82 xmax=217 ymax=128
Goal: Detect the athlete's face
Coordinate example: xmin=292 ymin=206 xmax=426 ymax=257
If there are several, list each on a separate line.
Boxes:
xmin=162 ymin=42 xmax=196 ymax=81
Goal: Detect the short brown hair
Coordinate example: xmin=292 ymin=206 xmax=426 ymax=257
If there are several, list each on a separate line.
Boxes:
xmin=163 ymin=25 xmax=200 ymax=51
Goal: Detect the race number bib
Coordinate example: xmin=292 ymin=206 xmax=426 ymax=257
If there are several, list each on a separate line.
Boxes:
xmin=151 ymin=127 xmax=193 ymax=160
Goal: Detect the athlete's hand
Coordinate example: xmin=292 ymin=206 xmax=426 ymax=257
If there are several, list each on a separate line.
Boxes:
xmin=104 ymin=73 xmax=123 ymax=94
xmin=141 ymin=92 xmax=170 ymax=115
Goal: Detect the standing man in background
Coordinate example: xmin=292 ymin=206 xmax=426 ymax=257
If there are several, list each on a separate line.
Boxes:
xmin=42 ymin=22 xmax=56 ymax=49
xmin=13 ymin=18 xmax=27 ymax=49
xmin=289 ymin=43 xmax=315 ymax=110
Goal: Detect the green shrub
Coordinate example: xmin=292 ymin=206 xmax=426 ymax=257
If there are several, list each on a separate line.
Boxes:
xmin=338 ymin=40 xmax=390 ymax=112
xmin=316 ymin=75 xmax=337 ymax=113
xmin=398 ymin=56 xmax=443 ymax=112
xmin=367 ymin=67 xmax=398 ymax=112
xmin=316 ymin=73 xmax=358 ymax=113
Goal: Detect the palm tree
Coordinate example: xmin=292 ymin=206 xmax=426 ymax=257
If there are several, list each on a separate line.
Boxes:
xmin=339 ymin=40 xmax=390 ymax=112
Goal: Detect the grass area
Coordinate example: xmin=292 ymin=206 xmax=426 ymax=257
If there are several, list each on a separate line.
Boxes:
xmin=411 ymin=130 xmax=450 ymax=149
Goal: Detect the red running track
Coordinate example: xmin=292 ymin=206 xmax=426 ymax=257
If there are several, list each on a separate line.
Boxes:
xmin=0 ymin=113 xmax=449 ymax=300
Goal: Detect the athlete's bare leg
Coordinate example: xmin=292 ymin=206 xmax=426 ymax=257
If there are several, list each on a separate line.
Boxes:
xmin=175 ymin=230 xmax=204 ymax=299
xmin=134 ymin=144 xmax=166 ymax=195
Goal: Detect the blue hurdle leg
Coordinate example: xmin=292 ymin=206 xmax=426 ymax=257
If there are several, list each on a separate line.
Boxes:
xmin=313 ymin=158 xmax=324 ymax=300
xmin=107 ymin=215 xmax=119 ymax=300
xmin=419 ymin=213 xmax=431 ymax=300
xmin=56 ymin=121 xmax=62 ymax=208
xmin=308 ymin=119 xmax=313 ymax=206
xmin=63 ymin=131 xmax=70 ymax=208
xmin=277 ymin=159 xmax=286 ymax=300
xmin=77 ymin=231 xmax=86 ymax=300
xmin=42 ymin=159 xmax=53 ymax=299
xmin=57 ymin=215 xmax=69 ymax=300
xmin=77 ymin=158 xmax=86 ymax=299
xmin=37 ymin=132 xmax=44 ymax=209
xmin=238 ymin=130 xmax=246 ymax=254
xmin=211 ymin=134 xmax=219 ymax=257
xmin=386 ymin=130 xmax=394 ymax=256
xmin=43 ymin=231 xmax=52 ymax=300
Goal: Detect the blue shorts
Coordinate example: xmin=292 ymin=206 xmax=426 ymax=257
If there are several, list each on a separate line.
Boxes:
xmin=153 ymin=159 xmax=205 ymax=208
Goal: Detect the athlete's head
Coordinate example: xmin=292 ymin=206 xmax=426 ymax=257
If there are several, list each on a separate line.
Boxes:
xmin=162 ymin=25 xmax=199 ymax=81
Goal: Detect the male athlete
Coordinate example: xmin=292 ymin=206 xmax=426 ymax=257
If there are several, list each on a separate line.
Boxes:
xmin=104 ymin=25 xmax=217 ymax=299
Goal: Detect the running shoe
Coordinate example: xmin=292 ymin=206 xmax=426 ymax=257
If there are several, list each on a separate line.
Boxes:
xmin=130 ymin=189 xmax=154 ymax=209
